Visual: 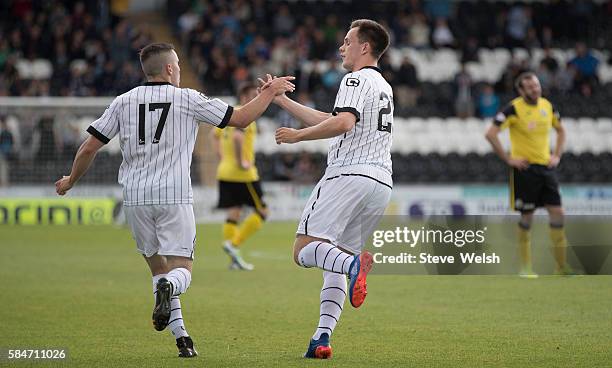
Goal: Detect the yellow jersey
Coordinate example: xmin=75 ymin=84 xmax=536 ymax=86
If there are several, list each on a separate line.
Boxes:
xmin=214 ymin=121 xmax=259 ymax=182
xmin=494 ymin=97 xmax=561 ymax=165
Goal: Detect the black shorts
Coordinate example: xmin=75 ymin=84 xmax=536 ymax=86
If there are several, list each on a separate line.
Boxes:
xmin=217 ymin=180 xmax=266 ymax=210
xmin=510 ymin=164 xmax=561 ymax=212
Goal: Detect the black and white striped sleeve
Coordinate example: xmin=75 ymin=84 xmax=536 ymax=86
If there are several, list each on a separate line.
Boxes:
xmin=87 ymin=96 xmax=121 ymax=144
xmin=188 ymin=89 xmax=233 ymax=128
xmin=331 ymin=73 xmax=368 ymax=122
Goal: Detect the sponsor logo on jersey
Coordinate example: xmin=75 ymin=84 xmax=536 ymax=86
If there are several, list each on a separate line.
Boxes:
xmin=346 ymin=78 xmax=360 ymax=87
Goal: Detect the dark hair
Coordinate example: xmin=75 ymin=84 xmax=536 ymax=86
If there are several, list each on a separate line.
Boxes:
xmin=139 ymin=43 xmax=175 ymax=76
xmin=237 ymin=81 xmax=257 ymax=97
xmin=350 ymin=19 xmax=390 ymax=59
xmin=515 ymin=71 xmax=537 ymax=91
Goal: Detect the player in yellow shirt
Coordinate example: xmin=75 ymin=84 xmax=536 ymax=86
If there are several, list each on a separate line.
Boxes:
xmin=485 ymin=72 xmax=573 ymax=277
xmin=212 ymin=82 xmax=269 ymax=270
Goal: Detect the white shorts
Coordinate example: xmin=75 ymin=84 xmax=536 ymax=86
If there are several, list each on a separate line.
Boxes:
xmin=296 ymin=174 xmax=392 ymax=254
xmin=125 ymin=204 xmax=196 ymax=259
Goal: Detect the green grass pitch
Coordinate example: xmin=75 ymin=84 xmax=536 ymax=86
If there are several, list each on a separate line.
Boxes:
xmin=0 ymin=222 xmax=611 ymax=367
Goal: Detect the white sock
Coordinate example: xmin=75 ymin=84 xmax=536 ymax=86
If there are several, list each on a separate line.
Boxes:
xmin=313 ymin=271 xmax=346 ymax=340
xmin=166 ymin=268 xmax=191 ymax=296
xmin=298 ymin=241 xmax=353 ymax=274
xmin=168 ymin=297 xmax=189 ymax=339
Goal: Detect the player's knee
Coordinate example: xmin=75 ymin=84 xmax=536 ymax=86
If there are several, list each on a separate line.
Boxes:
xmin=144 ymin=254 xmax=169 ymax=275
xmin=166 ymin=256 xmax=193 ymax=272
xmin=293 ymin=246 xmax=302 ymax=266
xmin=227 ymin=207 xmax=241 ymax=222
xmin=293 ymin=242 xmax=308 ymax=266
xmin=150 ymin=265 xmax=168 ymax=275
xmin=549 ymin=206 xmax=564 ymax=217
xmin=548 ymin=206 xmax=564 ymax=225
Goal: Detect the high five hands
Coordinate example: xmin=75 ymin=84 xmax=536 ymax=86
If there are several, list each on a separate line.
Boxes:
xmin=258 ymin=74 xmax=295 ymax=96
xmin=258 ymin=74 xmax=301 ymax=145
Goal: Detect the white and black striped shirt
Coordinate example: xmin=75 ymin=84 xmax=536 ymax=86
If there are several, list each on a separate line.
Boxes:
xmin=87 ymin=81 xmax=232 ymax=206
xmin=327 ymin=66 xmax=393 ymax=187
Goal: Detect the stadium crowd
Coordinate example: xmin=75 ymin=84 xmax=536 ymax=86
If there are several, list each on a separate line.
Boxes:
xmin=1 ymin=0 xmax=612 ymax=185
xmin=0 ymin=0 xmax=149 ymax=97
xmin=0 ymin=0 xmax=610 ymax=117
xmin=168 ymin=0 xmax=612 ymax=118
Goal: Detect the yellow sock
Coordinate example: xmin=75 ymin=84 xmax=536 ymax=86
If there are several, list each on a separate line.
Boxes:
xmin=223 ymin=220 xmax=238 ymax=242
xmin=232 ymin=212 xmax=264 ymax=247
xmin=517 ymin=224 xmax=532 ymax=270
xmin=549 ymin=225 xmax=567 ymax=270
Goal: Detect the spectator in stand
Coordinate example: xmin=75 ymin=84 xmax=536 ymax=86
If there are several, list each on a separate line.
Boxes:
xmin=524 ymin=27 xmax=540 ymax=50
xmin=0 ymin=118 xmax=15 ymax=187
xmin=33 ymin=115 xmax=60 ymax=163
xmin=425 ymin=0 xmax=452 ymax=19
xmin=537 ymin=60 xmax=555 ymax=95
xmin=461 ymin=37 xmax=479 ymax=63
xmin=323 ymin=15 xmax=340 ymax=45
xmin=541 ymin=27 xmax=554 ymax=49
xmin=309 ymin=30 xmax=329 ymax=60
xmin=454 ymin=64 xmax=474 ymax=118
xmin=393 ymin=13 xmax=412 ymax=47
xmin=377 ymin=53 xmax=396 ymax=87
xmin=477 ymin=84 xmax=500 ymax=118
xmin=505 ymin=4 xmax=532 ymax=48
xmin=177 ymin=8 xmax=200 ymax=41
xmin=321 ymin=59 xmax=343 ymax=91
xmin=569 ymin=42 xmax=600 ymax=87
xmin=410 ymin=13 xmax=430 ymax=49
xmin=307 ymin=61 xmax=324 ymax=92
xmin=432 ymin=18 xmax=455 ymax=48
xmin=291 ymin=152 xmax=317 ymax=184
xmin=541 ymin=48 xmax=560 ymax=74
xmin=557 ymin=62 xmax=577 ymax=94
xmin=273 ymin=153 xmax=295 ymax=181
xmin=270 ymin=37 xmax=296 ymax=76
xmin=496 ymin=58 xmax=529 ymax=94
xmin=3 ymin=0 xmax=612 ymax=122
xmin=273 ymin=4 xmax=294 ymax=37
xmin=396 ymin=56 xmax=420 ymax=108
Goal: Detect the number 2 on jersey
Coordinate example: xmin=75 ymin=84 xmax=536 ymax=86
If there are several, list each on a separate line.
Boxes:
xmin=377 ymin=92 xmax=393 ymax=133
xmin=138 ymin=102 xmax=171 ymax=144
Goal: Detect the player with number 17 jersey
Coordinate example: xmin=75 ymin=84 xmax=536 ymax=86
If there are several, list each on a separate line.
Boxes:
xmin=55 ymin=43 xmax=296 ymax=358
xmin=88 ymin=82 xmax=231 ymax=206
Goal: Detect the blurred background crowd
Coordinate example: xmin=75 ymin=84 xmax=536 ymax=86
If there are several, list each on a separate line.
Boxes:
xmin=1 ymin=0 xmax=611 ymax=186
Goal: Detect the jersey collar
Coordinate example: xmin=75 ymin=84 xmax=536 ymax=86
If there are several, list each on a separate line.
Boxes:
xmin=359 ymin=66 xmax=382 ymax=74
xmin=143 ymin=81 xmax=172 ymax=86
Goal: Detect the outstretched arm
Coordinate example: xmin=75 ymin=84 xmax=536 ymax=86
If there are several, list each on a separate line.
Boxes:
xmin=228 ymin=76 xmax=295 ymax=128
xmin=275 ymin=95 xmax=331 ymax=127
xmin=275 ymin=112 xmax=356 ymax=144
xmin=55 ymin=135 xmax=105 ymax=195
xmin=258 ymin=75 xmax=329 ymax=127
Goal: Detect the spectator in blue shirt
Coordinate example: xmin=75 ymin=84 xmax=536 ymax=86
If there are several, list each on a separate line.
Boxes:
xmin=569 ymin=42 xmax=600 ymax=83
xmin=477 ymin=84 xmax=500 ymax=118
